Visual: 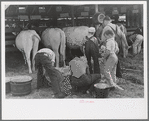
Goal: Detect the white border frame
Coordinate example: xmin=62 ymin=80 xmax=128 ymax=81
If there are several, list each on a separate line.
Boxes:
xmin=1 ymin=1 xmax=148 ymax=120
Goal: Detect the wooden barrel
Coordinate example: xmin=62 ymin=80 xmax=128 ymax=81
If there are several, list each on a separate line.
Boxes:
xmin=92 ymin=12 xmax=105 ymax=25
xmin=10 ymin=76 xmax=32 ymax=96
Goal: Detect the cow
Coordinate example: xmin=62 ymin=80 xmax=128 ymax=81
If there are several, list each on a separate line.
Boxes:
xmin=41 ymin=28 xmax=66 ymax=68
xmin=62 ymin=26 xmax=89 ymax=60
xmin=15 ymin=30 xmax=41 ymax=73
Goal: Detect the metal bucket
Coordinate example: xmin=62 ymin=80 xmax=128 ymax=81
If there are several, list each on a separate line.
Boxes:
xmin=94 ymin=83 xmax=110 ymax=98
xmin=6 ymin=81 xmax=11 ymax=94
xmin=10 ymin=75 xmax=32 ymax=96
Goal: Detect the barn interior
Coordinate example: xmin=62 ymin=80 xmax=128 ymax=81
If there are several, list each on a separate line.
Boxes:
xmin=4 ymin=4 xmax=144 ymax=100
xmin=5 ymin=4 xmax=143 ymax=51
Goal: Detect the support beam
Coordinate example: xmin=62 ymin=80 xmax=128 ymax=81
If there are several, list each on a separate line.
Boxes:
xmin=32 ymin=6 xmax=37 ymax=14
xmin=47 ymin=6 xmax=52 ymax=14
xmin=95 ymin=4 xmax=98 ymax=13
xmin=71 ymin=6 xmax=75 ymax=26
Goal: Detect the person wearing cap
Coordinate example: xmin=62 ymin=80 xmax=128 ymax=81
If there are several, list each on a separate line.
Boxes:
xmin=82 ymin=27 xmax=100 ymax=74
xmin=88 ymin=27 xmax=99 ymax=45
xmin=101 ymin=16 xmax=129 ymax=58
xmin=34 ymin=48 xmax=66 ymax=98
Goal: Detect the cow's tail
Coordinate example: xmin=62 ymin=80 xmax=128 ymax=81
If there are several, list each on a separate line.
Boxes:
xmin=59 ymin=30 xmax=66 ymax=67
xmin=32 ymin=34 xmax=41 ymax=71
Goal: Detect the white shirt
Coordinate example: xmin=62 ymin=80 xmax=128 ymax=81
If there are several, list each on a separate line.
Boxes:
xmin=38 ymin=48 xmax=55 ymax=62
xmin=69 ymin=57 xmax=88 ymax=78
xmin=106 ymin=38 xmax=119 ymax=54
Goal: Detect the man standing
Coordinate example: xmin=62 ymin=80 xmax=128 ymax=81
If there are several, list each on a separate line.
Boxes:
xmin=101 ymin=16 xmax=129 ymax=58
xmin=99 ymin=16 xmax=128 ymax=81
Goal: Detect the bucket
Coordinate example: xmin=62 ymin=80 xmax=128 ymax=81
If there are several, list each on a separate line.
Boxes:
xmin=10 ymin=75 xmax=32 ymax=96
xmin=6 ymin=78 xmax=11 ymax=94
xmin=94 ymin=83 xmax=110 ymax=98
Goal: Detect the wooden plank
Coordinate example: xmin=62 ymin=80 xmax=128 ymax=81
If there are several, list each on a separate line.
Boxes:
xmin=127 ymin=27 xmax=137 ymax=32
xmin=5 ymin=46 xmax=18 ymax=52
xmin=5 ymin=40 xmax=15 ymax=46
xmin=5 ymin=28 xmax=21 ymax=33
xmin=5 ymin=35 xmax=16 ymax=40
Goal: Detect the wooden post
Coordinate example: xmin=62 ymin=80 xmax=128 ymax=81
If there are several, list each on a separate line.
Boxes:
xmin=95 ymin=4 xmax=98 ymax=13
xmin=52 ymin=6 xmax=57 ymax=27
xmin=71 ymin=6 xmax=75 ymax=26
xmin=139 ymin=5 xmax=143 ymax=27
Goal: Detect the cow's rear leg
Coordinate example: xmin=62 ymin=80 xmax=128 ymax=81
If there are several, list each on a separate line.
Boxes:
xmin=54 ymin=50 xmax=59 ymax=68
xmin=32 ymin=36 xmax=40 ymax=72
xmin=21 ymin=50 xmax=27 ymax=64
xmin=59 ymin=50 xmax=66 ymax=67
xmin=25 ymin=49 xmax=32 ymax=73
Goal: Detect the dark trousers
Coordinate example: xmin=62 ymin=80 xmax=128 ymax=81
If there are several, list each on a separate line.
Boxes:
xmin=85 ymin=40 xmax=100 ymax=74
xmin=35 ymin=53 xmax=65 ymax=98
xmin=70 ymin=74 xmax=101 ymax=93
xmin=116 ymin=60 xmax=122 ymax=78
xmin=36 ymin=63 xmax=49 ymax=88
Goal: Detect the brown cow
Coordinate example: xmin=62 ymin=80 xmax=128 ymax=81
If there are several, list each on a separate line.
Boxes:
xmin=41 ymin=28 xmax=66 ymax=67
xmin=15 ymin=30 xmax=41 ymax=73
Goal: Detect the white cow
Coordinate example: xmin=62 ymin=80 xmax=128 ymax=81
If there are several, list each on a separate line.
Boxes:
xmin=15 ymin=30 xmax=41 ymax=73
xmin=41 ymin=28 xmax=66 ymax=67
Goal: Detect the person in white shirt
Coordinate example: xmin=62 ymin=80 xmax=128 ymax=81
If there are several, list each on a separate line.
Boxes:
xmin=128 ymin=33 xmax=143 ymax=56
xmin=103 ymin=30 xmax=123 ymax=90
xmin=99 ymin=16 xmax=127 ymax=83
xmin=69 ymin=56 xmax=101 ymax=95
xmin=35 ymin=48 xmax=66 ymax=98
xmin=101 ymin=16 xmax=129 ymax=58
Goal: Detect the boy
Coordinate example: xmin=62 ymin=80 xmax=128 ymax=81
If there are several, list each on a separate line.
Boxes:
xmin=103 ymin=30 xmax=123 ymax=90
xmin=83 ymin=27 xmax=100 ymax=74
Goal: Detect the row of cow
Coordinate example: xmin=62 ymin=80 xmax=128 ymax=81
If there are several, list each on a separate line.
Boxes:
xmin=15 ymin=26 xmax=90 ymax=73
xmin=14 ymin=25 xmax=143 ymax=74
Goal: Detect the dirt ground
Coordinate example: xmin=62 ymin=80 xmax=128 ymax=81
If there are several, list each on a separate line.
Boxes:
xmin=5 ymin=49 xmax=144 ymax=99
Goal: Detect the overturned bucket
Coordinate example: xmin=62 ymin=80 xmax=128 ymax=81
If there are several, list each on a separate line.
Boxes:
xmin=94 ymin=83 xmax=110 ymax=98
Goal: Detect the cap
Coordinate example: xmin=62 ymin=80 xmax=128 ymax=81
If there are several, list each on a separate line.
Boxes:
xmin=98 ymin=13 xmax=105 ymax=23
xmin=103 ymin=16 xmax=111 ymax=21
xmin=88 ymin=27 xmax=96 ymax=33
